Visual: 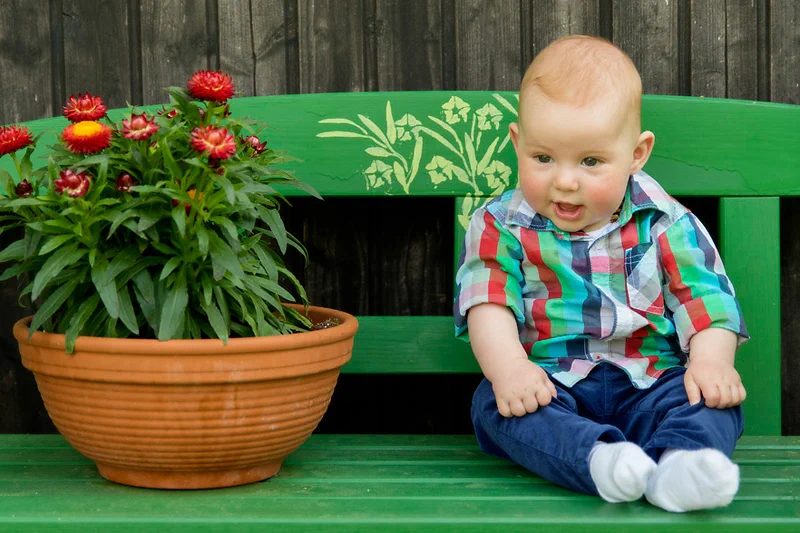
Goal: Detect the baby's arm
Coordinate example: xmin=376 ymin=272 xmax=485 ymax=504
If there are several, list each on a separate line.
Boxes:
xmin=468 ymin=303 xmax=557 ymax=417
xmin=684 ymin=328 xmax=747 ymax=409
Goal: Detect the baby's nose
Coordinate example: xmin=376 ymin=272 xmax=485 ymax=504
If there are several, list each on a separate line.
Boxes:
xmin=553 ymin=169 xmax=579 ymax=191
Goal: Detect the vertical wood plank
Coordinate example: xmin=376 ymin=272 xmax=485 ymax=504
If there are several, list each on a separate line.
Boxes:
xmin=374 ymin=0 xmax=444 ymax=90
xmin=0 ymin=0 xmax=57 ymax=433
xmin=771 ymin=0 xmax=799 ymax=104
xmin=613 ymin=0 xmax=680 ymax=95
xmin=0 ymin=0 xmax=54 ymax=123
xmin=721 ymin=197 xmax=781 ymax=436
xmin=454 ymin=0 xmax=521 ymax=90
xmin=219 ymin=0 xmax=294 ymax=97
xmin=689 ymin=0 xmax=726 ymax=97
xmin=62 ymin=0 xmax=132 ymax=109
xmin=726 ymin=0 xmax=759 ymax=100
xmin=528 ymin=0 xmax=602 ymax=63
xmin=139 ymin=0 xmax=213 ymax=104
xmin=298 ymin=0 xmax=365 ymax=93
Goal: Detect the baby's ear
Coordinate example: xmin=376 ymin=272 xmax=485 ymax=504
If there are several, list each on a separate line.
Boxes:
xmin=630 ymin=131 xmax=655 ymax=174
xmin=510 ymin=122 xmax=520 ymax=151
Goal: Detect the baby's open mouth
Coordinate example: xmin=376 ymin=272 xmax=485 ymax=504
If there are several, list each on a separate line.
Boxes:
xmin=554 ymin=202 xmax=584 ymax=220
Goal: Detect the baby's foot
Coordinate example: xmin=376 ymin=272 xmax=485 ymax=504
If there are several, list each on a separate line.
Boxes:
xmin=645 ymin=448 xmax=739 ymax=512
xmin=589 ymin=442 xmax=657 ymax=503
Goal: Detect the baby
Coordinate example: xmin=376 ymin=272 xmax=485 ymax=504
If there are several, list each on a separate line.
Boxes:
xmin=455 ymin=35 xmax=747 ymax=512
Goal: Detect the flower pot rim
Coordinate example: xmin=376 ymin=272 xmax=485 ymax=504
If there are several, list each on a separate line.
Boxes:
xmin=14 ymin=303 xmax=358 ymax=356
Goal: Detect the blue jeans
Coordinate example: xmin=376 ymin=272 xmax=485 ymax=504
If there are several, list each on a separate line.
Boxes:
xmin=471 ymin=363 xmax=744 ymax=495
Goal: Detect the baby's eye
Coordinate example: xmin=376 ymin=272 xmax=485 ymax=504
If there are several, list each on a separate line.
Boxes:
xmin=582 ymin=157 xmax=599 ymax=167
xmin=535 ymin=155 xmax=552 ymax=163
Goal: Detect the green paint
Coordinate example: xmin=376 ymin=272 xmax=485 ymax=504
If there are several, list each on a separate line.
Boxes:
xmin=721 ymin=198 xmax=782 ymax=436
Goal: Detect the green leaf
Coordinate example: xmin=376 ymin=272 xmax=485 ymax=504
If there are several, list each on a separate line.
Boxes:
xmin=253 ymin=243 xmax=278 ymax=280
xmin=159 ymin=257 xmax=182 ymax=281
xmin=64 ymin=293 xmax=100 ymax=354
xmin=160 ymin=139 xmax=182 ymax=179
xmin=0 ymin=240 xmax=25 ymax=263
xmin=158 ymin=274 xmax=188 ymax=341
xmin=200 ymin=298 xmax=229 ymax=342
xmin=262 ymin=207 xmax=287 ymax=254
xmin=171 ymin=204 xmax=186 ymax=239
xmin=91 ymin=261 xmax=119 ymax=320
xmin=196 ymin=226 xmax=210 ymax=256
xmin=410 ymin=136 xmax=424 ymax=182
xmin=277 ymin=266 xmax=308 ymax=305
xmin=211 ymin=216 xmax=239 ymax=245
xmin=32 ymin=243 xmax=87 ymax=301
xmin=103 ymin=247 xmax=140 ymax=288
xmin=38 ymin=234 xmax=75 ymax=256
xmin=201 ymin=272 xmax=213 ymax=306
xmin=117 ymin=282 xmax=139 ymax=336
xmin=213 ymin=285 xmax=230 ymax=326
xmin=29 ymin=276 xmax=81 ymax=336
xmin=132 ymin=269 xmax=156 ymax=332
xmin=209 ymin=235 xmax=244 ymax=283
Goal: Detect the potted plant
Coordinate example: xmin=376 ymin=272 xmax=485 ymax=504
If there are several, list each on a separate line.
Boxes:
xmin=0 ymin=71 xmax=358 ymax=489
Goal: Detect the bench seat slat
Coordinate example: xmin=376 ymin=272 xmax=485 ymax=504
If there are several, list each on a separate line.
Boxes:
xmin=1 ymin=435 xmax=799 ymax=532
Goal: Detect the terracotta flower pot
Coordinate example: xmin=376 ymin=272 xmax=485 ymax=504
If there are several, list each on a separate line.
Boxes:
xmin=14 ymin=304 xmax=357 ymax=490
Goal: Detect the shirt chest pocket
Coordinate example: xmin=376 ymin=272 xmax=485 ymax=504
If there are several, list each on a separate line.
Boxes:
xmin=624 ymin=242 xmax=664 ymax=315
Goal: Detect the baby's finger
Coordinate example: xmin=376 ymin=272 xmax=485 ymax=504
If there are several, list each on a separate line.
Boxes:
xmin=729 ymin=384 xmax=742 ymax=407
xmin=703 ymin=383 xmax=722 ymax=408
xmin=509 ymin=399 xmax=527 ymax=418
xmin=684 ymin=374 xmax=702 ymax=406
xmin=535 ymin=385 xmax=553 ymax=407
xmin=547 ymin=379 xmax=558 ymax=398
xmin=522 ymin=394 xmax=540 ymax=414
xmin=497 ymin=399 xmax=511 ymax=418
xmin=739 ymin=383 xmax=747 ymax=403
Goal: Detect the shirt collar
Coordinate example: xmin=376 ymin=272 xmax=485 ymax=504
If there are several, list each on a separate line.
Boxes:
xmin=504 ymin=171 xmax=671 ymax=236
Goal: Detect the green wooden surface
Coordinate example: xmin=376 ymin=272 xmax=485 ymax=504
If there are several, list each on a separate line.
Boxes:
xmin=345 ymin=316 xmax=477 ymax=374
xmin=720 ymin=198 xmax=782 ymax=436
xmin=0 ymin=434 xmax=798 ymax=532
xmin=2 ymin=93 xmax=799 ymax=198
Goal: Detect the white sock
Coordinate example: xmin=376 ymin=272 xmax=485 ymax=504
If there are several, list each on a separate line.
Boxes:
xmin=645 ymin=448 xmax=739 ymax=512
xmin=589 ymin=442 xmax=657 ymax=503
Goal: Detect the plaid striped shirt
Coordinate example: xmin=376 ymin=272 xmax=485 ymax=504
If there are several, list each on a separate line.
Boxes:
xmin=454 ymin=171 xmax=748 ymax=389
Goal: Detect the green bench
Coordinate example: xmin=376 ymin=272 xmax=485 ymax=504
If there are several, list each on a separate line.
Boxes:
xmin=1 ymin=92 xmax=799 ymax=531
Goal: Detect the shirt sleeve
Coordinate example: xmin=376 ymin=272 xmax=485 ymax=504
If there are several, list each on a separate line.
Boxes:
xmin=454 ymin=208 xmax=525 ymax=340
xmin=658 ymin=212 xmax=749 ymax=351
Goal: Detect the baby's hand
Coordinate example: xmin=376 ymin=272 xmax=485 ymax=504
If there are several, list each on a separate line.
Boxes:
xmin=491 ymin=359 xmax=557 ymax=417
xmin=684 ymin=358 xmax=747 ymax=409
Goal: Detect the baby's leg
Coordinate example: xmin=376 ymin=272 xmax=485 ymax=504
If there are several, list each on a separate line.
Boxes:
xmin=617 ymin=367 xmax=744 ymax=512
xmin=471 ymin=377 xmax=654 ymax=501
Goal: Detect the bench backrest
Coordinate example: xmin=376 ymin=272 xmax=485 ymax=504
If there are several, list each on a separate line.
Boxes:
xmin=6 ymin=92 xmax=798 ymax=435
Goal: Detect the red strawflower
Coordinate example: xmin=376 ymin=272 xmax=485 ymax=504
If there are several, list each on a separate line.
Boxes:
xmin=14 ymin=179 xmax=33 ymax=198
xmin=190 ymin=126 xmax=236 ymax=160
xmin=157 ymin=105 xmax=178 ymax=119
xmin=122 ymin=113 xmax=159 ymax=141
xmin=54 ymin=169 xmax=91 ymax=198
xmin=0 ymin=125 xmax=33 ymax=156
xmin=62 ymin=121 xmax=112 ymax=154
xmin=115 ymin=173 xmax=138 ymax=193
xmin=63 ymin=93 xmax=107 ymax=123
xmin=242 ymin=135 xmax=267 ymax=155
xmin=187 ymin=70 xmax=235 ymax=102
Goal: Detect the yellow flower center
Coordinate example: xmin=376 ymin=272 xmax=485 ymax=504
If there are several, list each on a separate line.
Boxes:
xmin=72 ymin=121 xmax=104 ymax=137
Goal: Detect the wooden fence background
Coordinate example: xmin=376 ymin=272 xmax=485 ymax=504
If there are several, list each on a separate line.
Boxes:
xmin=1 ymin=0 xmax=798 ymax=435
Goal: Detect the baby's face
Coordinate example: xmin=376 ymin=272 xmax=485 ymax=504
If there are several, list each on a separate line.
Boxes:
xmin=512 ymin=93 xmax=641 ymax=233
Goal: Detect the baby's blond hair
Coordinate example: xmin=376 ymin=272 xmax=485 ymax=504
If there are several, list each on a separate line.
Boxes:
xmin=519 ymin=36 xmax=643 ymax=131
